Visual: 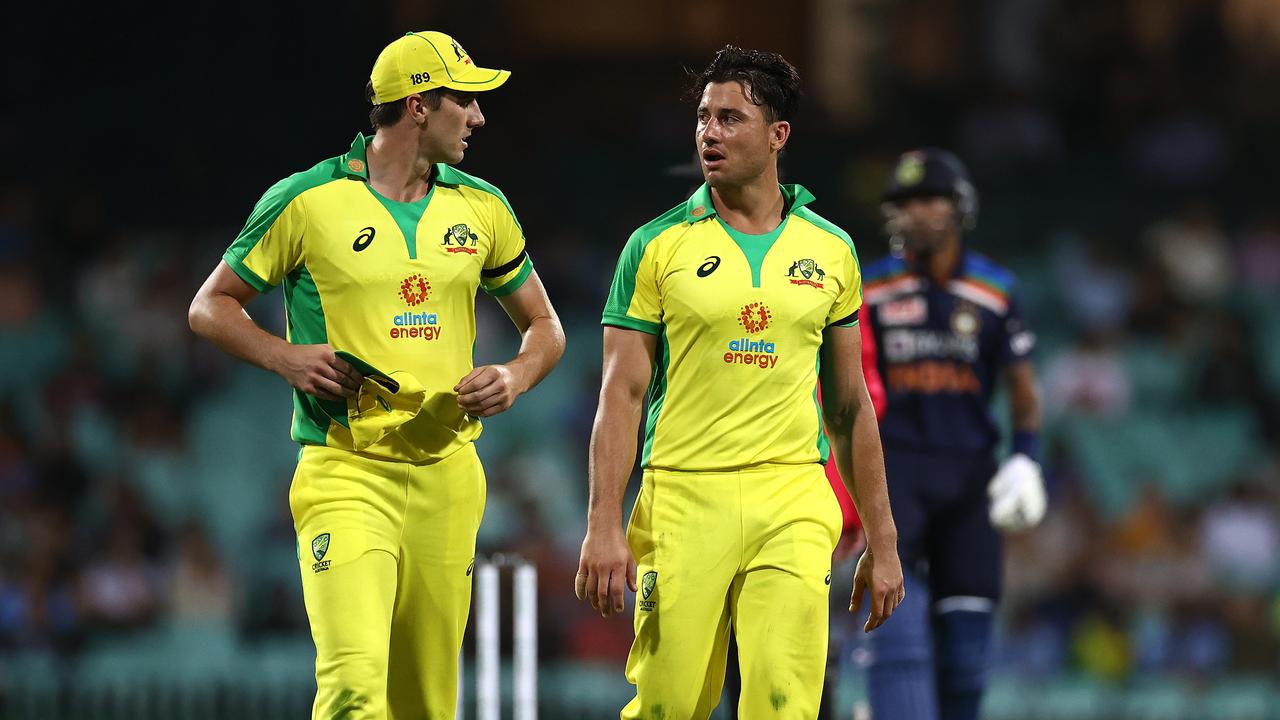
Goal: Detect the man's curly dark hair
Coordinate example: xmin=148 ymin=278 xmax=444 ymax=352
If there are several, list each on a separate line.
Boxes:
xmin=687 ymin=45 xmax=802 ymax=123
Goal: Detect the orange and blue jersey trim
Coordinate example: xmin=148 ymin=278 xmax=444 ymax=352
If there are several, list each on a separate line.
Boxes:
xmin=860 ymin=252 xmax=1016 ymax=315
xmin=952 ymin=253 xmax=1014 ymax=314
xmin=862 ymin=257 xmax=918 ymax=304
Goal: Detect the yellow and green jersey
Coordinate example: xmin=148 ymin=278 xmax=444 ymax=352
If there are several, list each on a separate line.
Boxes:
xmin=224 ymin=133 xmax=531 ymax=463
xmin=602 ymin=183 xmax=863 ymax=472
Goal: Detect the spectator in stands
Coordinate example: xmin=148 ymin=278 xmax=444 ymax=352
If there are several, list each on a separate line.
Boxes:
xmin=1051 ymin=232 xmax=1134 ymax=334
xmin=168 ymin=520 xmax=236 ymax=626
xmin=1143 ymin=199 xmax=1232 ymax=307
xmin=78 ymin=522 xmax=162 ymax=632
xmin=1043 ymin=332 xmax=1132 ymax=417
xmin=0 ymin=508 xmax=80 ymax=652
xmin=1235 ymin=210 xmax=1280 ymax=293
xmin=1199 ymin=479 xmax=1280 ymax=592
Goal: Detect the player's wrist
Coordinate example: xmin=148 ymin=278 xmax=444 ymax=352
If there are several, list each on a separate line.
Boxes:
xmin=501 ymin=359 xmax=533 ymax=396
xmin=1011 ymin=431 xmax=1040 ymax=464
xmin=260 ymin=336 xmax=291 ymax=377
xmin=586 ymin=507 xmax=625 ymax=529
xmin=864 ymin=530 xmax=897 ymax=559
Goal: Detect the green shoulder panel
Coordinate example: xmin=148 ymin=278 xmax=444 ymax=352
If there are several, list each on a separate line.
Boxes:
xmin=601 ymin=201 xmax=687 ymax=333
xmin=435 ymin=164 xmax=522 ymax=227
xmin=793 ymin=206 xmax=859 ymax=265
xmin=223 ymin=156 xmax=347 ymax=290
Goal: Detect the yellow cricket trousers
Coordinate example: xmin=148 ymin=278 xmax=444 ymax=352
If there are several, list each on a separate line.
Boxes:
xmin=290 ymin=443 xmax=485 ymax=720
xmin=622 ymin=462 xmax=842 ymax=719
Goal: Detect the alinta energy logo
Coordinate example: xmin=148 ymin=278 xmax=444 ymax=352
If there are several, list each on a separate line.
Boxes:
xmin=390 ymin=274 xmax=443 ymax=341
xmin=738 ymin=302 xmax=772 ymax=334
xmin=400 ymin=274 xmax=431 ymax=306
xmin=726 ymin=302 xmax=780 ymax=369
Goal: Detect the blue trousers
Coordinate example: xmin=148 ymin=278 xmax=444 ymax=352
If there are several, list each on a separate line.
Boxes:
xmin=861 ymin=449 xmax=1001 ymax=720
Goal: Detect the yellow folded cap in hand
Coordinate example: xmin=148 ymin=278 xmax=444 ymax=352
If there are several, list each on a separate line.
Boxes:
xmin=336 ymin=351 xmax=470 ymax=455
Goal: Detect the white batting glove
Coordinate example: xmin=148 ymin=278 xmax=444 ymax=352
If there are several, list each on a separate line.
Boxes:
xmin=987 ymin=453 xmax=1046 ymax=532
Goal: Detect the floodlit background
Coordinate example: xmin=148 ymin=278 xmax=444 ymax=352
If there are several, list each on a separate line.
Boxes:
xmin=1 ymin=1 xmax=1278 ymax=718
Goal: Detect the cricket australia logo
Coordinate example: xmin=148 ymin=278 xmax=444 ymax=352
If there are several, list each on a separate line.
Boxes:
xmin=311 ymin=533 xmax=331 ymax=573
xmin=443 ymin=223 xmax=479 ymax=254
xmin=639 ymin=571 xmax=657 ymax=612
xmin=738 ymin=302 xmax=772 ymax=334
xmin=787 ymin=258 xmax=825 ymax=288
xmin=451 ymin=40 xmax=472 ymax=65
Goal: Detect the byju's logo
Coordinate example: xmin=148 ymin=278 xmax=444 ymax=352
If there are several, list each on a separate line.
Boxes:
xmin=738 ymin=302 xmax=772 ymax=334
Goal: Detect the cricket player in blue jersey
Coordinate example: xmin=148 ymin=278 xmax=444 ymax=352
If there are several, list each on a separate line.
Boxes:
xmin=855 ymin=149 xmax=1045 ymax=720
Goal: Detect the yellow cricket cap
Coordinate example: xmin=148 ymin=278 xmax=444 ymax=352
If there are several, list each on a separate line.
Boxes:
xmin=369 ymin=31 xmax=510 ymax=104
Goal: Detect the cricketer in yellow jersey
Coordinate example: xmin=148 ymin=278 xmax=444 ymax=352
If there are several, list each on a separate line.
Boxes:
xmin=189 ymin=31 xmax=565 ymax=720
xmin=575 ymin=46 xmax=905 ymax=719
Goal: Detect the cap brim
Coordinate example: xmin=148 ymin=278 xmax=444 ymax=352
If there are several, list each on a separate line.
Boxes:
xmin=442 ymin=66 xmax=510 ymax=92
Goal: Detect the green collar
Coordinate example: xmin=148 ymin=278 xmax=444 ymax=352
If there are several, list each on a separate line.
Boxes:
xmin=341 ymin=132 xmax=467 ymax=186
xmin=683 ymin=182 xmax=816 ymax=223
xmin=340 ymin=133 xmax=372 ymax=179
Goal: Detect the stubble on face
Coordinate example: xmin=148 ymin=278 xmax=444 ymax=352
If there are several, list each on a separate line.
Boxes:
xmin=423 ymin=92 xmax=480 ymax=165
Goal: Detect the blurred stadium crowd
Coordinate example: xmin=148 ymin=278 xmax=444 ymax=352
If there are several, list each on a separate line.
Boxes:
xmin=1 ymin=0 xmax=1279 ymax=717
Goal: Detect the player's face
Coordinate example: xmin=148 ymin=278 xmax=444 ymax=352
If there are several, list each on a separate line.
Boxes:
xmin=696 ymin=81 xmax=787 ymax=189
xmin=890 ymin=196 xmax=960 ymax=254
xmin=420 ymin=91 xmax=485 ymax=164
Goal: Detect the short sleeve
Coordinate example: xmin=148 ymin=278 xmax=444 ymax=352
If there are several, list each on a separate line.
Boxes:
xmin=480 ymin=194 xmax=531 ymax=297
xmin=827 ymin=249 xmax=863 ymax=327
xmin=223 ymin=178 xmax=307 ymax=292
xmin=999 ymin=287 xmax=1036 ymax=365
xmin=601 ymin=228 xmax=662 ymax=335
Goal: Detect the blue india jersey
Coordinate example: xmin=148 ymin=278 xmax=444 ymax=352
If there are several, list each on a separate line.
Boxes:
xmin=861 ymin=251 xmax=1034 ymax=455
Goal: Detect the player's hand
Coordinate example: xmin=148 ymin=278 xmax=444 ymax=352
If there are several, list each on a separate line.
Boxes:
xmin=575 ymin=525 xmax=637 ymax=619
xmin=987 ymin=453 xmax=1047 ymax=532
xmin=850 ymin=547 xmax=905 ymax=633
xmin=273 ymin=344 xmax=363 ymax=401
xmin=455 ymin=364 xmax=525 ymax=417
